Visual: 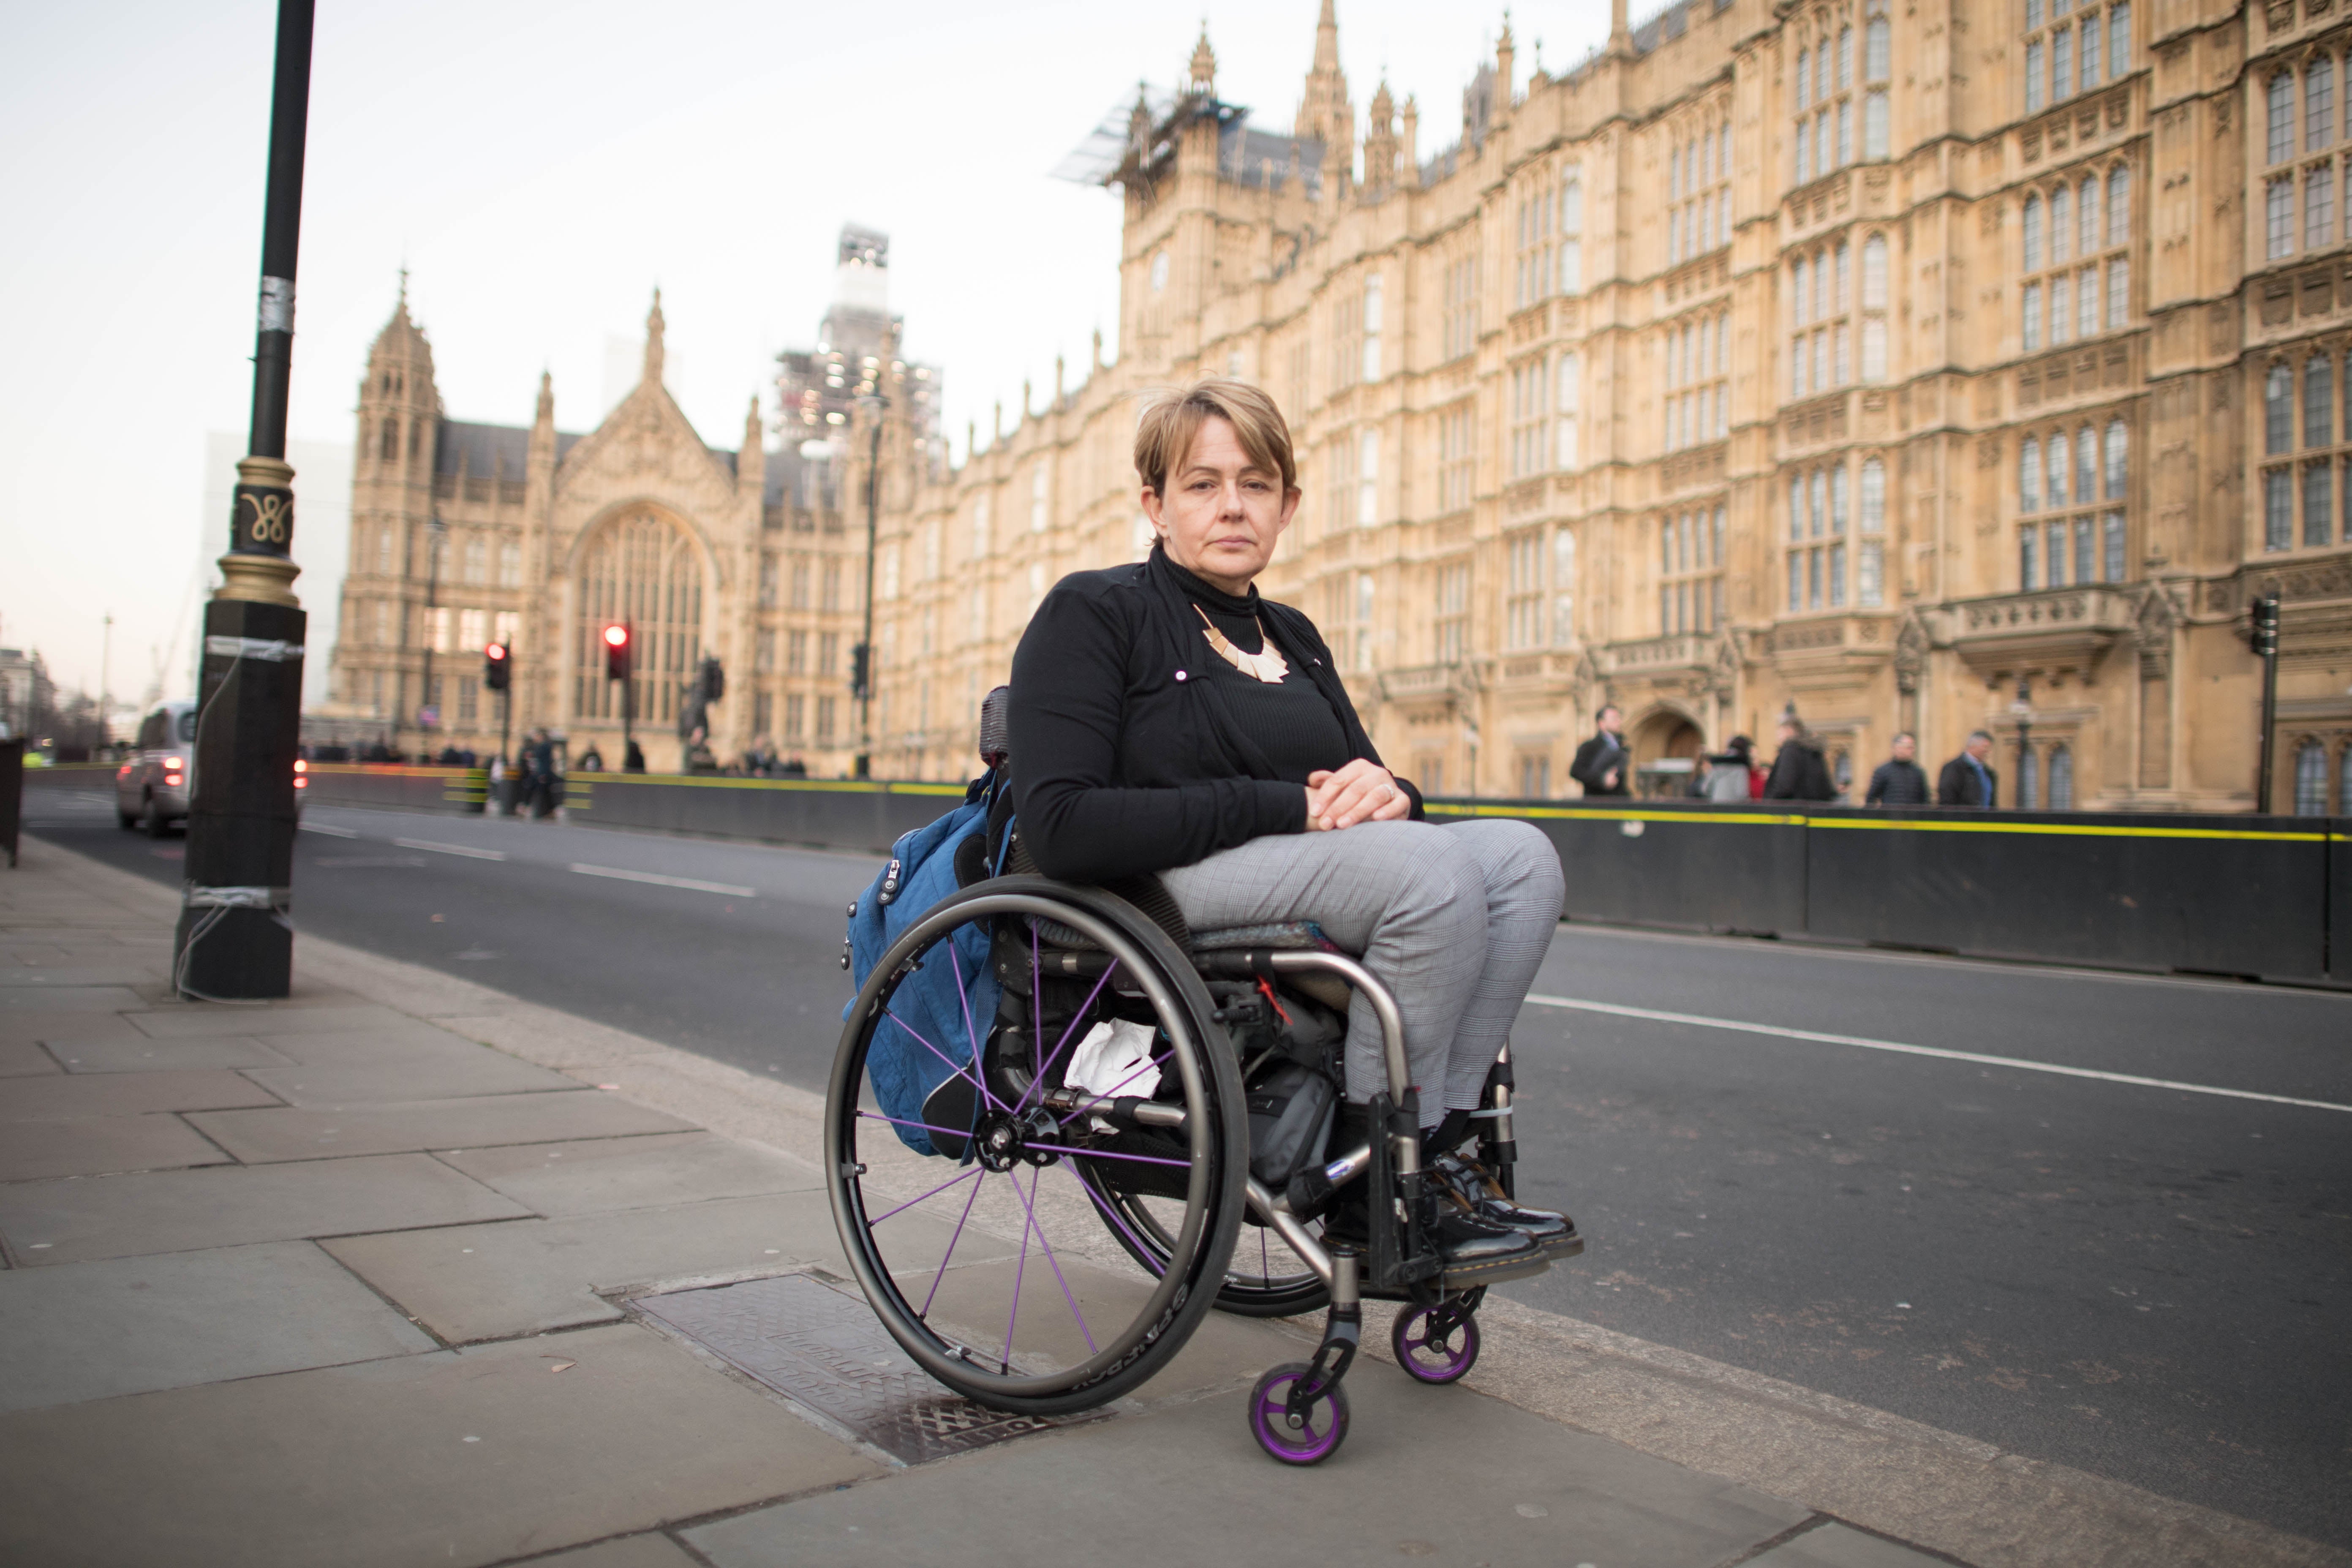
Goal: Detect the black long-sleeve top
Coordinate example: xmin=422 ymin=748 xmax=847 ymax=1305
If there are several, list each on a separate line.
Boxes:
xmin=1007 ymin=547 xmax=1423 ymax=884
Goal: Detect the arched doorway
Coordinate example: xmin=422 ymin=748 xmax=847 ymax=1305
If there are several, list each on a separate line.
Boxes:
xmin=574 ymin=509 xmax=705 ymax=732
xmin=1629 ymin=708 xmax=1703 ymax=798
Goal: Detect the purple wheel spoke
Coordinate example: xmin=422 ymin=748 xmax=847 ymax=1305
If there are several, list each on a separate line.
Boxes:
xmin=864 ymin=1163 xmax=981 ymax=1226
xmin=1054 ymin=1048 xmax=1173 ymax=1126
xmin=882 ymin=1004 xmax=1005 ymax=1115
xmin=1001 ymin=1171 xmax=1033 ymax=1372
xmin=1007 ymin=1164 xmax=1094 ymax=1353
xmin=1027 ymin=1143 xmax=1192 ymax=1169
xmin=1066 ymin=1164 xmax=1164 ymax=1274
xmin=858 ymin=1109 xmax=986 ymax=1144
xmin=920 ymin=1163 xmax=987 ymax=1320
xmin=1012 ymin=961 xmax=1122 ymax=1115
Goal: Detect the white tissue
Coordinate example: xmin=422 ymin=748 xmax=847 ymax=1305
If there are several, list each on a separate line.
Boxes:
xmin=1064 ymin=1017 xmax=1161 ymax=1102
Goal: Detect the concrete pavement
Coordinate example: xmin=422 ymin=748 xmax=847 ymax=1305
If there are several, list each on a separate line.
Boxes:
xmin=0 ymin=835 xmax=2339 ymax=1568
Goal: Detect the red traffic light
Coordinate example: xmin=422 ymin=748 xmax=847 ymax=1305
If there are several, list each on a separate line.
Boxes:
xmin=602 ymin=624 xmax=629 ymax=648
xmin=485 ymin=642 xmax=508 ymax=662
xmin=602 ymin=623 xmax=633 ymax=682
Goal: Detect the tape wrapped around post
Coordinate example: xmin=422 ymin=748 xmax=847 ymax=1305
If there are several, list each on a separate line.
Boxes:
xmin=184 ymin=885 xmax=291 ymax=910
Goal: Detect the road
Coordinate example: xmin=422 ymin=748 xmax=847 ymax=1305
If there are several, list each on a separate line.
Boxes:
xmin=23 ymin=784 xmax=2352 ymax=1548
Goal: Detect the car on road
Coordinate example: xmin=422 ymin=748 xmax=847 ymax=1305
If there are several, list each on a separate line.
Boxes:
xmin=116 ymin=702 xmax=197 ymax=837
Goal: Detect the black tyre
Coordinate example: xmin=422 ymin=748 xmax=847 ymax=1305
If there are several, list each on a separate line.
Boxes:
xmin=142 ymin=795 xmax=170 ymax=838
xmin=826 ymin=877 xmax=1247 ymax=1417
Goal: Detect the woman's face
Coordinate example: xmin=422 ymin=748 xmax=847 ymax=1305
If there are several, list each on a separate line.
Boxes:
xmin=1142 ymin=415 xmax=1299 ymax=596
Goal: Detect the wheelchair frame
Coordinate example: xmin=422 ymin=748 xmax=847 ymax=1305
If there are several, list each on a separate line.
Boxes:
xmin=825 ymin=875 xmax=1545 ymax=1466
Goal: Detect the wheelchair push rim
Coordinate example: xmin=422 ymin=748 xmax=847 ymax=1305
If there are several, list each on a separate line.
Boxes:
xmin=826 ymin=882 xmax=1246 ymax=1416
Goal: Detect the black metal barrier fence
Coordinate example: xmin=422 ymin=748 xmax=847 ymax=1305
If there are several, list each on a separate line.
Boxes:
xmin=288 ymin=765 xmax=2346 ymax=987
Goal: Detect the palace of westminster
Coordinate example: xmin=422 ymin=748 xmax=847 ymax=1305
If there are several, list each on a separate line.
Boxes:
xmin=323 ymin=0 xmax=2352 ymax=813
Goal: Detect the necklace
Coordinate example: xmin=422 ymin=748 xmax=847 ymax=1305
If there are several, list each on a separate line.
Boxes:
xmin=1194 ymin=604 xmax=1289 ymax=684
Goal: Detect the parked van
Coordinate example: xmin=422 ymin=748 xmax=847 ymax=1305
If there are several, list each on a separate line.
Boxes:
xmin=116 ymin=702 xmax=197 ymax=836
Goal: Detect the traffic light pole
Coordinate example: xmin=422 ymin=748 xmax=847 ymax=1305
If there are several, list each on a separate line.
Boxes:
xmin=2253 ymin=594 xmax=2281 ymax=812
xmin=854 ymin=405 xmax=880 ymax=779
xmin=175 ymin=0 xmax=314 ymax=999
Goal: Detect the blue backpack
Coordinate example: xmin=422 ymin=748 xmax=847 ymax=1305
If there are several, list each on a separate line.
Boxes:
xmin=841 ymin=773 xmax=1006 ymax=1156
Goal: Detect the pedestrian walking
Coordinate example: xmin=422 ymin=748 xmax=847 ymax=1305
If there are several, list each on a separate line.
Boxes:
xmin=1936 ymin=730 xmax=2001 ymax=808
xmin=1568 ymin=704 xmax=1630 ymax=798
xmin=1865 ymin=732 xmax=1931 ymax=806
xmin=623 ymin=738 xmax=646 ymax=773
xmin=1698 ymin=735 xmax=1757 ymax=802
xmin=575 ymin=743 xmax=604 ymax=773
xmin=1762 ymin=717 xmax=1836 ymax=801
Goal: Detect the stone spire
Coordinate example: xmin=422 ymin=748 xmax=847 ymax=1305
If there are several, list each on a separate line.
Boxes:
xmin=1364 ymin=80 xmax=1398 ymax=192
xmin=643 ymin=289 xmax=666 ymax=387
xmin=1187 ymin=24 xmax=1217 ymax=95
xmin=1401 ymin=95 xmax=1420 ymax=187
xmin=1608 ymin=0 xmax=1632 ymax=57
xmin=535 ymin=370 xmax=554 ymax=427
xmin=1496 ymin=12 xmax=1516 ymax=108
xmin=1295 ymin=0 xmax=1352 ymax=156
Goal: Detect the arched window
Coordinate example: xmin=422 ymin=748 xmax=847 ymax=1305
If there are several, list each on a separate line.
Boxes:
xmin=574 ymin=510 xmax=703 ymax=726
xmin=2019 ymin=745 xmax=2041 ymax=810
xmin=2267 ymin=364 xmax=2295 ymax=454
xmin=2293 ymin=739 xmax=2328 ymax=815
xmin=1862 ymin=235 xmax=1889 ymax=309
xmin=2051 ymin=185 xmax=2072 ymax=264
xmin=1791 ymin=256 xmax=1809 ymax=325
xmin=376 ymin=527 xmax=393 ymax=576
xmin=2021 ymin=437 xmax=2043 ymax=513
xmin=2103 ymin=420 xmax=2128 ymax=498
xmin=1797 ymin=46 xmax=1811 ymax=111
xmin=2049 ymin=430 xmax=2071 ymax=508
xmin=379 ymin=416 xmax=398 ymax=463
xmin=2048 ymin=743 xmax=2073 ymax=810
xmin=1552 ymin=528 xmax=1577 ymax=645
xmin=2080 ymin=176 xmax=2101 ymax=253
xmin=1860 ymin=457 xmax=1887 ymax=531
xmin=2308 ymin=356 xmax=2336 ymax=448
xmin=2076 ymin=425 xmax=2098 ymax=503
xmin=462 ymin=536 xmax=487 ymax=585
xmin=2107 ymin=166 xmax=2131 ymax=240
xmin=2269 ymin=73 xmax=2296 ymax=165
xmin=2023 ymin=195 xmax=2044 ymax=272
xmin=1866 ymin=17 xmax=1889 ymax=82
xmin=2310 ymin=57 xmax=2336 ymax=150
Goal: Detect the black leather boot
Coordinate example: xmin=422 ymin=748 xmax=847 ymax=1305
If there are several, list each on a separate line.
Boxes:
xmin=1433 ymin=1153 xmax=1583 ymax=1259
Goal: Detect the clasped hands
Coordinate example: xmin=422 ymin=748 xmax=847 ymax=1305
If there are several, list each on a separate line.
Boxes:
xmin=1304 ymin=758 xmax=1410 ymax=833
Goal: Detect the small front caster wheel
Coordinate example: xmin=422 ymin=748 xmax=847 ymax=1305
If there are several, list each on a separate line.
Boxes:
xmin=1392 ymin=1302 xmax=1481 ymax=1384
xmin=1248 ymin=1361 xmax=1350 ymax=1465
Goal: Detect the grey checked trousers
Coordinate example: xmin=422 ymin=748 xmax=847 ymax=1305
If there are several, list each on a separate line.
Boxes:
xmin=1160 ymin=819 xmax=1564 ymax=1127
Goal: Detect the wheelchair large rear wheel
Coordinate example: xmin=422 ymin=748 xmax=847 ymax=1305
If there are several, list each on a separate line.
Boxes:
xmin=826 ymin=879 xmax=1247 ymax=1417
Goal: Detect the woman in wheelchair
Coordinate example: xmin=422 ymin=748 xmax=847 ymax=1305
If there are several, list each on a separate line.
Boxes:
xmin=1009 ymin=377 xmax=1571 ymax=1274
xmin=828 ymin=377 xmax=1574 ymax=1463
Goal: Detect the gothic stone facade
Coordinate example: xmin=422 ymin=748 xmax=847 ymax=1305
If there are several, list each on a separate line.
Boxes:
xmin=322 ymin=294 xmax=873 ymax=774
xmin=327 ymin=1 xmax=2352 ymax=811
xmin=867 ymin=0 xmax=2352 ymax=812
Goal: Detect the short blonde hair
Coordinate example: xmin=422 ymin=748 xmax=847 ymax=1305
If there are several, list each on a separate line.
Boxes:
xmin=1132 ymin=378 xmax=1298 ymax=497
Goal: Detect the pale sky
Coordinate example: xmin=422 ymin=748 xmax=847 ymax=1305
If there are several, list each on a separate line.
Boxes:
xmin=0 ymin=0 xmax=1612 ymax=708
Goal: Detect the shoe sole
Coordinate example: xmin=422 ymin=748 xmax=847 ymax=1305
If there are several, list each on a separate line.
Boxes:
xmin=1540 ymin=1233 xmax=1584 ymax=1260
xmin=1438 ymin=1247 xmax=1552 ymax=1289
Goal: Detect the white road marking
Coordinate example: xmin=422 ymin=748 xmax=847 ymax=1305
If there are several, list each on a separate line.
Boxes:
xmin=393 ymin=837 xmax=507 ymax=861
xmin=1521 ymin=994 xmax=2352 ymax=1115
xmin=297 ymin=822 xmax=358 ymax=838
xmin=568 ymin=863 xmax=754 ymax=898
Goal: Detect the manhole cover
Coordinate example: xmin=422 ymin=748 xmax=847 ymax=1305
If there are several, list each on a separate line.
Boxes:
xmin=632 ymin=1272 xmax=1073 ymax=1465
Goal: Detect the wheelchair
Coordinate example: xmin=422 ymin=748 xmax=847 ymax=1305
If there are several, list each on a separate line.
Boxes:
xmin=825 ymin=855 xmax=1568 ymax=1465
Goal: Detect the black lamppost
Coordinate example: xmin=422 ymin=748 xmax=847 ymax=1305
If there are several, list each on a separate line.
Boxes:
xmin=174 ymin=0 xmax=314 ymax=999
xmin=2010 ymin=677 xmax=2034 ymax=810
xmin=853 ymin=383 xmax=885 ymax=779
xmin=416 ymin=513 xmax=446 ymax=753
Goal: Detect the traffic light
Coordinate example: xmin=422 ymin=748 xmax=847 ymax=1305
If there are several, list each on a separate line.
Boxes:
xmin=602 ymin=623 xmax=632 ymax=681
xmin=2249 ymin=595 xmax=2281 ymax=658
xmin=850 ymin=641 xmax=871 ymax=700
xmin=483 ymin=641 xmax=510 ymax=691
xmin=698 ymin=656 xmax=725 ymax=705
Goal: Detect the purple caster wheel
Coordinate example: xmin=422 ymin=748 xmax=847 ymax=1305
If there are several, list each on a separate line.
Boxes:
xmin=1248 ymin=1361 xmax=1350 ymax=1465
xmin=1392 ymin=1302 xmax=1481 ymax=1384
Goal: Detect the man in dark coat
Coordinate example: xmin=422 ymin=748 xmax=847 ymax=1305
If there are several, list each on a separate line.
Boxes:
xmin=1762 ymin=719 xmax=1838 ymax=800
xmin=1568 ymin=705 xmax=1631 ymax=797
xmin=1865 ymin=732 xmax=1931 ymax=806
xmin=1936 ymin=730 xmax=2000 ymax=808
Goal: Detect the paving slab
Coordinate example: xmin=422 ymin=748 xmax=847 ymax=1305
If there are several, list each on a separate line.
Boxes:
xmin=1748 ymin=1522 xmax=1958 ymax=1568
xmin=436 ymin=1130 xmax=819 ymax=1217
xmin=0 ymin=964 xmax=169 ymax=988
xmin=0 ymin=1011 xmax=146 ymax=1046
xmin=240 ymin=1052 xmax=584 ymax=1106
xmin=0 ymin=1240 xmax=435 ymax=1413
xmin=689 ymin=1359 xmax=1812 ymax=1568
xmin=0 ymin=1069 xmax=282 ymax=1121
xmin=50 ymin=1035 xmax=297 ymax=1073
xmin=123 ymin=1002 xmax=418 ymax=1040
xmin=187 ymin=1092 xmax=692 ymax=1164
xmin=322 ymin=1191 xmax=933 ymax=1342
xmin=526 ymin=1537 xmax=702 ymax=1568
xmin=0 ymin=1322 xmax=880 ymax=1568
xmin=0 ymin=986 xmax=145 ymax=1013
xmin=0 ymin=1040 xmax=61 ymax=1076
xmin=236 ymin=1020 xmax=517 ymax=1064
xmin=0 ymin=1114 xmax=233 ymax=1182
xmin=0 ymin=1153 xmax=532 ymax=1265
